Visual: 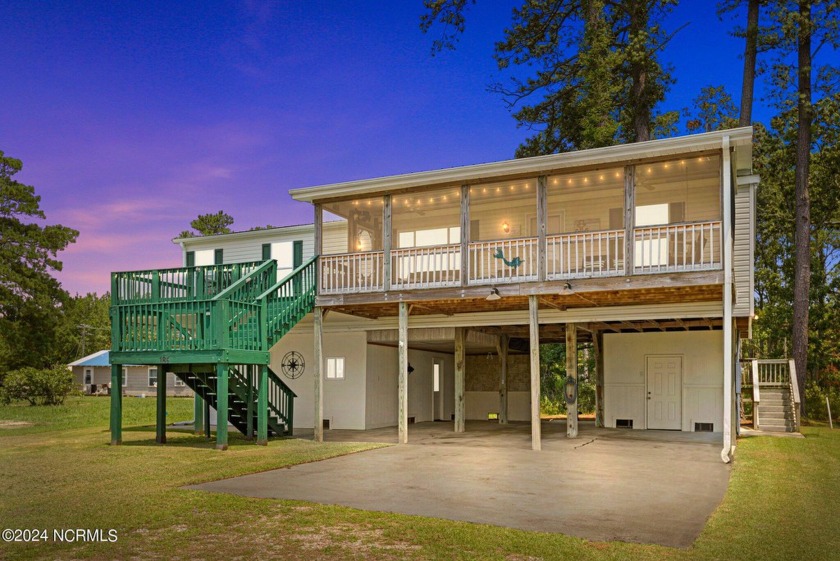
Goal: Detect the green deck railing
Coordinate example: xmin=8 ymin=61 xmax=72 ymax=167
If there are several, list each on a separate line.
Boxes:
xmin=110 ymin=257 xmax=317 ymax=355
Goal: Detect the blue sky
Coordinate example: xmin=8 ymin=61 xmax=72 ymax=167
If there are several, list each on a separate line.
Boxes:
xmin=3 ymin=1 xmax=774 ymax=295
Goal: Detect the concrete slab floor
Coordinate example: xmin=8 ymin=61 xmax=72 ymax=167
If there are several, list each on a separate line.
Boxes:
xmin=189 ymin=421 xmax=730 ymax=548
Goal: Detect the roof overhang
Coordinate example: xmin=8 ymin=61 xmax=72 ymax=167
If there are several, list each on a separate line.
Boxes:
xmin=290 ymin=127 xmax=754 ymax=204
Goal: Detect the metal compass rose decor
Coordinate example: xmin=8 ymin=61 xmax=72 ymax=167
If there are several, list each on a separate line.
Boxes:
xmin=280 ymin=351 xmax=305 ymax=379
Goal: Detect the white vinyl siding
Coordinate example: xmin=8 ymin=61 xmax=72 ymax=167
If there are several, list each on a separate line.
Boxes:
xmin=732 ymin=183 xmax=755 ymax=317
xmin=181 ymin=226 xmax=317 ymax=265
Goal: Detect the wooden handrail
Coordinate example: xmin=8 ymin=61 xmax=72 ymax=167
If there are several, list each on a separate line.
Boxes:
xmin=789 ymin=359 xmax=801 ymax=432
xmin=752 ymin=359 xmax=760 ymax=429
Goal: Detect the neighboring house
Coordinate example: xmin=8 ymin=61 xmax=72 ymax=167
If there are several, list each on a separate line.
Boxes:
xmin=69 ymin=351 xmax=193 ymax=397
xmin=110 ymin=127 xmax=761 ymax=461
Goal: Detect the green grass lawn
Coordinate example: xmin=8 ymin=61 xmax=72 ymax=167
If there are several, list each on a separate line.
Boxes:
xmin=1 ymin=397 xmax=839 ymax=560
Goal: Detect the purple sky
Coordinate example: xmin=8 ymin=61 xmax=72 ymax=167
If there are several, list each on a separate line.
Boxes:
xmin=4 ymin=1 xmax=773 ymax=296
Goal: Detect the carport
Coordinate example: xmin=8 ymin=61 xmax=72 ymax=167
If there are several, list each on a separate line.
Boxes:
xmin=191 ymin=420 xmax=729 ymax=547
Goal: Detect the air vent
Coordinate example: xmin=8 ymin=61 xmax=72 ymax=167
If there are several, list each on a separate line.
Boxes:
xmin=322 ymin=419 xmax=330 ymax=430
xmin=695 ymin=422 xmax=714 ymax=432
xmin=408 ymin=416 xmax=415 ymax=424
xmin=616 ymin=419 xmax=633 ymax=429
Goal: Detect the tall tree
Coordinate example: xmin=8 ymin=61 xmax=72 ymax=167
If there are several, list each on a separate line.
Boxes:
xmin=0 ymin=151 xmax=78 ymax=313
xmin=421 ymin=0 xmax=679 ymax=156
xmin=761 ymin=0 xmax=838 ymax=410
xmin=0 ymin=151 xmax=78 ymax=374
xmin=684 ymin=85 xmax=739 ymax=132
xmin=719 ymin=0 xmax=767 ymax=125
xmin=177 ymin=210 xmax=235 ymax=238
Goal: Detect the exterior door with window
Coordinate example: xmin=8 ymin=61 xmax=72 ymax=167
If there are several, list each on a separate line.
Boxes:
xmin=646 ymin=356 xmax=682 ymax=430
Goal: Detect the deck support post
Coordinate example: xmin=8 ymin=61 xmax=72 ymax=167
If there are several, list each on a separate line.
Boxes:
xmin=110 ymin=364 xmax=122 ymax=445
xmin=529 ymin=296 xmax=541 ymax=450
xmin=313 ymin=306 xmax=324 ymax=443
xmin=204 ymin=398 xmax=211 ymax=439
xmin=216 ymin=363 xmax=229 ymax=450
xmin=257 ymin=365 xmax=268 ymax=445
xmin=566 ymin=323 xmax=579 ymax=438
xmin=193 ymin=391 xmax=204 ymax=435
xmin=383 ymin=195 xmax=392 ymax=291
xmin=497 ymin=334 xmax=509 ymax=424
xmin=246 ymin=365 xmax=254 ymax=439
xmin=537 ymin=176 xmax=547 ymax=281
xmin=624 ymin=165 xmax=635 ymax=274
xmin=156 ymin=365 xmax=167 ymax=444
xmin=594 ymin=330 xmax=605 ymax=428
xmin=459 ymin=185 xmax=470 ymax=287
xmin=454 ymin=327 xmax=466 ymax=432
xmin=398 ymin=301 xmax=409 ymax=444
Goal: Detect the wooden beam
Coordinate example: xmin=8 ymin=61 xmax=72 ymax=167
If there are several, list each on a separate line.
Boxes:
xmin=621 ymin=321 xmax=644 ymax=332
xmin=454 ymin=327 xmax=466 ymax=432
xmin=314 ymin=203 xmax=323 ymax=256
xmin=398 ymin=301 xmax=409 ymax=444
xmin=315 ymin=270 xmax=724 ymax=307
xmin=313 ymin=307 xmax=324 ymax=443
xmin=566 ymin=323 xmax=578 ymax=438
xmin=594 ymin=331 xmax=605 ymax=428
xmin=110 ymin=364 xmax=122 ymax=445
xmin=529 ymin=295 xmax=541 ymax=450
xmin=538 ymin=297 xmax=566 ymax=311
xmin=497 ymin=334 xmax=509 ymax=424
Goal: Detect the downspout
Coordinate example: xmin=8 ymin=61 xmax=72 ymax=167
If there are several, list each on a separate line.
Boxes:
xmin=721 ymin=135 xmax=734 ymax=463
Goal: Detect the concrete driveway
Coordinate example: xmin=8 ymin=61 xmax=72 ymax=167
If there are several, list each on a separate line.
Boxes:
xmin=189 ymin=421 xmax=730 ymax=548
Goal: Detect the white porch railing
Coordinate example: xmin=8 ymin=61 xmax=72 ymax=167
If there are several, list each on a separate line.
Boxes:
xmin=633 ymin=221 xmax=721 ymax=274
xmin=391 ymin=244 xmax=461 ymax=290
xmin=754 ymin=358 xmax=791 ymax=386
xmin=319 ymin=251 xmax=384 ymax=294
xmin=546 ymin=229 xmax=625 ymax=279
xmin=468 ymin=237 xmax=538 ymax=285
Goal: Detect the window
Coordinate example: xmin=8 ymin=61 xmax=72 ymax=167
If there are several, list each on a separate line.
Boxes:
xmin=83 ymin=368 xmax=93 ymax=385
xmin=214 ymin=249 xmax=224 ymax=264
xmin=262 ymin=243 xmax=271 ymax=260
xmin=148 ymin=367 xmax=158 ymax=387
xmin=433 ymin=363 xmax=440 ymax=392
xmin=326 ymin=357 xmax=345 ymax=380
xmin=122 ymin=367 xmax=128 ymax=387
xmin=185 ymin=251 xmax=195 ymax=267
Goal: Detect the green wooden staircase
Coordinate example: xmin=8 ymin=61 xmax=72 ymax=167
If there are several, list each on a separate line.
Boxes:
xmin=108 ymin=257 xmax=317 ymax=448
xmin=174 ymin=365 xmax=295 ymax=437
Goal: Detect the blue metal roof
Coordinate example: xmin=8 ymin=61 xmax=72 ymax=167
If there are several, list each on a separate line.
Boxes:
xmin=68 ymin=350 xmax=110 ymax=367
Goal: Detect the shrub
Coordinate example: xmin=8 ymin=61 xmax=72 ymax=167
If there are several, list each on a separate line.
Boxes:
xmin=0 ymin=366 xmax=76 ymax=406
xmin=804 ymin=382 xmax=840 ymax=422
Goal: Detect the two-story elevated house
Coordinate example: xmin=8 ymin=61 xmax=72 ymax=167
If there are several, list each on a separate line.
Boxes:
xmin=109 ymin=127 xmax=757 ymax=462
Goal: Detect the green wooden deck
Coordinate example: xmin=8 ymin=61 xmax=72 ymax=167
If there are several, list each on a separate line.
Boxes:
xmin=108 ymin=257 xmax=317 ymax=449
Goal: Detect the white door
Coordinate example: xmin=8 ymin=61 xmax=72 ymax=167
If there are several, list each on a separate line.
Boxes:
xmin=646 ymin=356 xmax=682 ymax=430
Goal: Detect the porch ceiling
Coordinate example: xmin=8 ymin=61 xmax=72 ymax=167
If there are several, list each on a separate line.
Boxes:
xmin=320 ymin=281 xmax=723 ymax=321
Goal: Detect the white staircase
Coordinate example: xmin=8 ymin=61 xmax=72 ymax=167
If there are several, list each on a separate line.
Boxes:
xmin=750 ymin=359 xmax=801 ymax=433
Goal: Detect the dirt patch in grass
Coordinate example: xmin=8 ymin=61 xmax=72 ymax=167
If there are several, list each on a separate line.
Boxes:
xmin=0 ymin=420 xmax=34 ymax=429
